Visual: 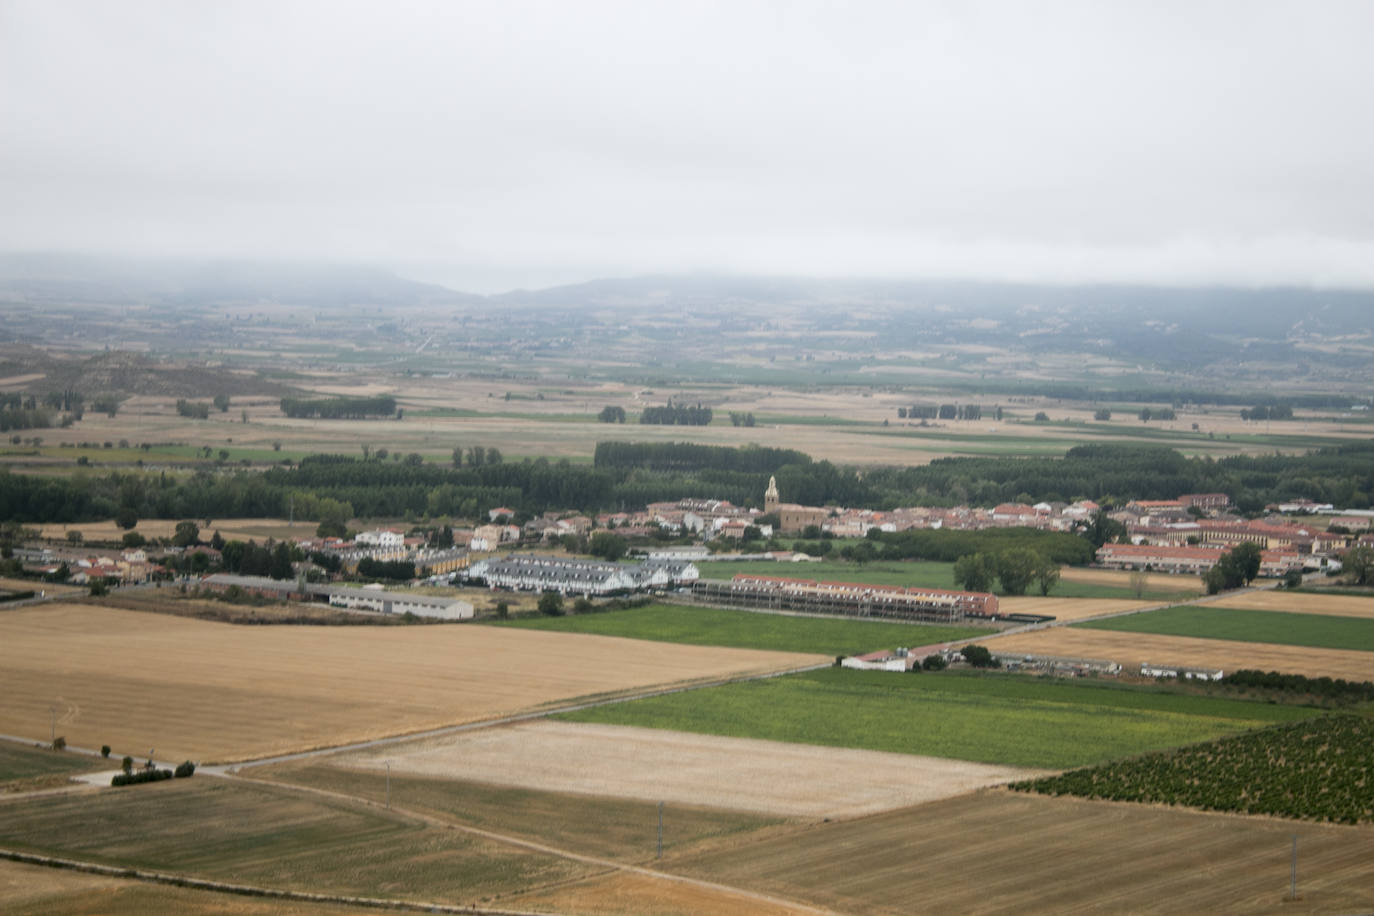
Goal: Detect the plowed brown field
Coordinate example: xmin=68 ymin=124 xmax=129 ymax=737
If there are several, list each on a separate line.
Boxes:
xmin=978 ymin=627 xmax=1374 ymax=680
xmin=1208 ymin=590 xmax=1374 ymax=619
xmin=0 ymin=604 xmax=820 ymax=762
xmin=997 ymin=596 xmax=1158 ymax=622
xmin=667 ymin=789 xmax=1374 ymax=915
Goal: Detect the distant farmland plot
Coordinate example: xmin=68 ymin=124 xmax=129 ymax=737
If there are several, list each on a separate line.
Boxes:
xmin=1078 ymin=605 xmax=1374 ymax=652
xmin=1209 ymin=589 xmax=1374 ymax=620
xmin=0 ymin=603 xmax=820 ymax=762
xmin=557 ymin=668 xmax=1312 ymax=769
xmin=490 ymin=603 xmax=990 ymax=655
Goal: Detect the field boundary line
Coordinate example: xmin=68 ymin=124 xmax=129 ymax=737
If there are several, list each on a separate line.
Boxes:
xmin=229 ymin=771 xmax=839 ymax=916
xmin=0 ymin=847 xmax=552 ymax=915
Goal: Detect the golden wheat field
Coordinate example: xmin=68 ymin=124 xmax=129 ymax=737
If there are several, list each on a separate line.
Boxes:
xmin=979 ymin=627 xmax=1374 ymax=680
xmin=1207 ymin=590 xmax=1374 ymax=619
xmin=38 ymin=517 xmax=311 ymax=544
xmin=0 ymin=603 xmax=821 ymax=763
xmin=1057 ymin=567 xmax=1201 ymax=593
xmin=996 ymin=596 xmax=1160 ymax=622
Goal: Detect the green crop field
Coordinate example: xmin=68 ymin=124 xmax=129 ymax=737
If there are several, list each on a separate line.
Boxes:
xmin=0 ymin=741 xmax=104 ymax=785
xmin=489 ymin=603 xmax=989 ymax=655
xmin=258 ymin=764 xmax=779 ymax=862
xmin=1014 ymin=714 xmax=1374 ymax=823
xmin=697 ymin=559 xmax=1188 ymax=600
xmin=1078 ymin=605 xmax=1374 ymax=652
xmin=556 ymin=668 xmax=1316 ymax=770
xmin=0 ymin=778 xmax=587 ymax=904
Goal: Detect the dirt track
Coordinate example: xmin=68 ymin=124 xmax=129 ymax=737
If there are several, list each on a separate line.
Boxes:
xmin=336 ymin=721 xmax=1043 ymax=818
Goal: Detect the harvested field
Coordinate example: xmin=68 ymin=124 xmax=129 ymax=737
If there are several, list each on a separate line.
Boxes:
xmin=0 ymin=604 xmax=821 ymax=762
xmin=666 ymin=788 xmax=1374 ymax=915
xmin=257 ymin=760 xmax=782 ymax=862
xmin=0 ymin=778 xmax=590 ymax=908
xmin=997 ymin=596 xmax=1158 ymax=622
xmin=38 ymin=517 xmax=308 ymax=544
xmin=1209 ymin=589 xmax=1374 ymax=619
xmin=981 ymin=627 xmax=1374 ymax=681
xmin=1058 ymin=567 xmax=1200 ymax=593
xmin=0 ymin=577 xmax=83 ymax=600
xmin=0 ymin=858 xmax=376 ymax=916
xmin=504 ymin=870 xmax=814 ymax=916
xmin=331 ymin=721 xmax=1040 ymax=817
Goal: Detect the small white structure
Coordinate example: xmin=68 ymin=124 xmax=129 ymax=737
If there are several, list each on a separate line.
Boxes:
xmin=355 ymin=528 xmax=404 ymax=548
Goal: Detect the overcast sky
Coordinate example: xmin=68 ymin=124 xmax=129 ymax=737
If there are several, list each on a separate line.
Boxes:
xmin=3 ymin=1 xmax=1373 ymax=292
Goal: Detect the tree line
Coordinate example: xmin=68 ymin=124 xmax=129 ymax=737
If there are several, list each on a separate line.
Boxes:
xmin=639 ymin=401 xmax=713 ymax=425
xmin=3 ymin=440 xmax=1373 ymax=528
xmin=280 ymin=395 xmax=398 ymax=419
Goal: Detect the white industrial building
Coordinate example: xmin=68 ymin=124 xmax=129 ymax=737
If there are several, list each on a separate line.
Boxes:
xmin=462 ymin=554 xmax=699 ymax=596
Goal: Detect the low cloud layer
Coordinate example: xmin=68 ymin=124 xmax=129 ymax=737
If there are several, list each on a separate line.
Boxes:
xmin=3 ymin=1 xmax=1372 ymax=291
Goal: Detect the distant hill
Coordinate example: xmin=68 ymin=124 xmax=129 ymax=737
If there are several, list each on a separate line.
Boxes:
xmin=490 ymin=273 xmax=1374 ymax=337
xmin=0 ymin=253 xmax=482 ymax=308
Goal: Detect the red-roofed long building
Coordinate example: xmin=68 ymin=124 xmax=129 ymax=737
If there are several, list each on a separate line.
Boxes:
xmin=692 ymin=574 xmax=996 ymax=623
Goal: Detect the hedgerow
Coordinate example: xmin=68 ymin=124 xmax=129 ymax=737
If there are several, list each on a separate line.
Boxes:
xmin=1012 ymin=714 xmax=1374 ymax=824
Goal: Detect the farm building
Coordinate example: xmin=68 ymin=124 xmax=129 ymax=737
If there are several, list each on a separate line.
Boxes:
xmin=199 ymin=574 xmax=473 ymax=619
xmin=692 ymin=574 xmax=997 ymax=623
xmin=462 ymin=554 xmax=699 ymax=596
xmin=1140 ymin=662 xmax=1224 ymax=681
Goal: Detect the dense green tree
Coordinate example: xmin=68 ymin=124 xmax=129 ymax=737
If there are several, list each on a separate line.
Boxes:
xmin=114 ymin=506 xmax=138 ymax=530
xmin=953 ymin=552 xmax=993 ymax=592
xmin=1033 ymin=555 xmax=1061 ymax=596
xmin=538 ymin=590 xmax=564 ymax=616
xmin=1341 ymin=545 xmax=1374 ymax=586
xmin=588 ymin=531 xmax=628 ymax=561
xmin=994 ymin=547 xmax=1041 ymax=596
xmin=598 ymin=405 xmax=627 ymax=423
xmin=172 ymin=521 xmax=200 ymax=547
xmin=960 ymin=644 xmax=999 ymax=668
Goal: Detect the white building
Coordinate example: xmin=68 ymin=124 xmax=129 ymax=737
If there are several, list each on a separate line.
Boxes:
xmin=355 ymin=528 xmax=404 ymax=548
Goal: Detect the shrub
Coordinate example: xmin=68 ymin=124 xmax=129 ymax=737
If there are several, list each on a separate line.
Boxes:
xmin=101 ymin=744 xmax=111 ymax=758
xmin=538 ymin=591 xmax=565 ymax=616
xmin=922 ymin=654 xmax=948 ymax=671
xmin=121 ymin=755 xmax=133 ymax=774
xmin=174 ymin=760 xmax=196 ymax=778
xmin=51 ymin=736 xmax=65 ymax=751
xmin=111 ymin=768 xmax=173 ymax=787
